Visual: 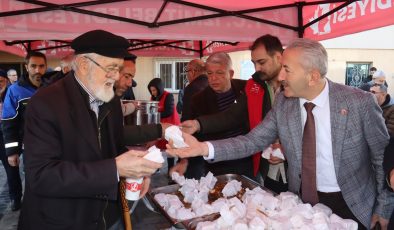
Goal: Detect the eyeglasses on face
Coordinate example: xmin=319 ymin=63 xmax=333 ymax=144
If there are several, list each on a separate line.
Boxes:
xmin=370 ymin=90 xmax=383 ymax=94
xmin=84 ymin=56 xmax=120 ymax=75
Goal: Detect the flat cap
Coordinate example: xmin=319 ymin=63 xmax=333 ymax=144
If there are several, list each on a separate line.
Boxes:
xmin=71 ymin=30 xmax=130 ymax=58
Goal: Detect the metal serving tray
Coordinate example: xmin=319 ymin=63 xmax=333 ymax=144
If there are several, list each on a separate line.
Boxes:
xmin=146 ymin=174 xmax=273 ymax=230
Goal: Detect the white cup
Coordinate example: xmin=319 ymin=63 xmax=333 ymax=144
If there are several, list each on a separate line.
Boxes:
xmin=125 ymin=177 xmax=143 ymax=200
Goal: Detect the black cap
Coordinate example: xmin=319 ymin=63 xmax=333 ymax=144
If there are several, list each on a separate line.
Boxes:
xmin=71 ymin=30 xmax=130 ymax=58
xmin=0 ymin=70 xmax=7 ymax=79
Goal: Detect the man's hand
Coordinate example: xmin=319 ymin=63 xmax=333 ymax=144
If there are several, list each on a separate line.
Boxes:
xmin=180 ymin=120 xmax=200 ymax=134
xmin=169 ymin=158 xmax=188 ymax=176
xmin=115 ymin=150 xmax=162 ymax=179
xmin=371 ymin=214 xmax=388 ymax=230
xmin=166 ymin=132 xmax=208 ymax=158
xmin=268 ymin=142 xmax=285 ymax=165
xmin=8 ymin=154 xmax=20 ymax=167
xmin=268 ymin=156 xmax=284 ymax=165
xmin=139 ymin=177 xmax=151 ymax=198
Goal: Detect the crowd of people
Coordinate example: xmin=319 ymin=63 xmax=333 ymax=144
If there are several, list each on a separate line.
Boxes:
xmin=0 ymin=29 xmax=393 ymax=230
xmin=168 ymin=38 xmax=394 ymax=230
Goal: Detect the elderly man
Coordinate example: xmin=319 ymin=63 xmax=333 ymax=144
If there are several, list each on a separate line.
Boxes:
xmin=168 ymin=38 xmax=393 ymax=229
xmin=7 ymin=69 xmax=18 ymax=84
xmin=181 ymin=35 xmax=287 ymax=193
xmin=18 ymin=30 xmax=163 ymax=230
xmin=370 ymin=84 xmax=394 ymax=136
xmin=171 ymin=52 xmax=252 ymax=179
xmin=360 ymin=69 xmax=387 ymax=92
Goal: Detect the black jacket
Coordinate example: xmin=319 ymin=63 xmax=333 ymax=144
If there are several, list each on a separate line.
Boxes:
xmin=187 ymin=79 xmax=254 ymax=179
xmin=181 ymin=74 xmax=208 ymax=121
xmin=384 ymin=137 xmax=394 ymax=229
xmin=2 ymin=74 xmax=38 ymax=157
xmin=19 ymin=73 xmax=125 ymax=230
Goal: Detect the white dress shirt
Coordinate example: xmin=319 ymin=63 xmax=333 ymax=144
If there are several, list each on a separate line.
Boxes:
xmin=299 ymin=79 xmax=340 ymax=192
xmin=206 ymin=79 xmax=340 ymax=192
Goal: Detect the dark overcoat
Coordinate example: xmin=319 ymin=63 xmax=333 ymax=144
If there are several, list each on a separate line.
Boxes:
xmin=18 ymin=73 xmax=124 ymax=230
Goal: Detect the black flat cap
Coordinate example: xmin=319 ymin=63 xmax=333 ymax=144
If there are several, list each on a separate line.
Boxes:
xmin=71 ymin=30 xmax=130 ymax=58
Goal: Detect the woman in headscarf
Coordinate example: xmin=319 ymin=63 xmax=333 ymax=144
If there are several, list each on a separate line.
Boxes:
xmin=148 ymin=78 xmax=180 ymax=125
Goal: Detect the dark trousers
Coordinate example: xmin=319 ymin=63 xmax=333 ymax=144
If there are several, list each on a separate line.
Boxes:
xmin=0 ymin=130 xmax=22 ymax=201
xmin=184 ymin=156 xmax=205 ymax=180
xmin=318 ymin=191 xmax=367 ymax=230
xmin=264 ymin=177 xmax=288 ymax=194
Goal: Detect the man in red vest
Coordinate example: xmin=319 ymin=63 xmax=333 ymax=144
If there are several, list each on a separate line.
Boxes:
xmin=181 ymin=35 xmax=288 ymax=193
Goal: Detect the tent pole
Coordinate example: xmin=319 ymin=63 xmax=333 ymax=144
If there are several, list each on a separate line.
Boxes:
xmin=27 ymin=41 xmax=31 ymax=52
xmin=199 ymin=41 xmax=203 ymax=59
xmin=297 ymin=2 xmax=305 ymax=38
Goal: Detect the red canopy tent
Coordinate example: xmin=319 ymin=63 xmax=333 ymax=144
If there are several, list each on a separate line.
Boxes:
xmin=0 ymin=0 xmax=393 ymax=58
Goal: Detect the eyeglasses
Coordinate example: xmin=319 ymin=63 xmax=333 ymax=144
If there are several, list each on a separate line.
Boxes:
xmin=370 ymin=90 xmax=382 ymax=94
xmin=84 ymin=56 xmax=120 ymax=75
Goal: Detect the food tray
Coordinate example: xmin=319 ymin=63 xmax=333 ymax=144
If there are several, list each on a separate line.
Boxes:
xmin=146 ymin=174 xmax=273 ymax=229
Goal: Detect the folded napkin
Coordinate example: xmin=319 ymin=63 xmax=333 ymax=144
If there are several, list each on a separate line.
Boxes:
xmin=165 ymin=125 xmax=189 ymax=148
xmin=261 ymin=145 xmax=285 ymax=160
xmin=144 ymin=146 xmax=164 ymax=163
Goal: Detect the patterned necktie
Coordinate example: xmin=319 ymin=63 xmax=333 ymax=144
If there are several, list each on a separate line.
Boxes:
xmin=301 ymin=102 xmax=319 ymax=205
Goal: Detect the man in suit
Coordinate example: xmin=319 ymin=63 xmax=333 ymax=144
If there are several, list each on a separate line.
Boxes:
xmin=18 ymin=30 xmax=163 ymax=230
xmin=167 ymin=38 xmax=392 ymax=229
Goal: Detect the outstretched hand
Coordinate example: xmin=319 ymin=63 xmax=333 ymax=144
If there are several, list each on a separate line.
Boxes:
xmin=180 ymin=120 xmax=200 ymax=134
xmin=166 ymin=132 xmax=209 ymax=158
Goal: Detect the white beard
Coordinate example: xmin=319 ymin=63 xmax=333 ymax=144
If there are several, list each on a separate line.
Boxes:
xmin=95 ymin=84 xmax=115 ymax=102
xmin=87 ymin=73 xmax=115 ymax=102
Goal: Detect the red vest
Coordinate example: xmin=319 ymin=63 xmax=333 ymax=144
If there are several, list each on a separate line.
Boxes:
xmin=245 ymin=79 xmax=266 ymax=176
xmin=158 ymin=91 xmax=180 ymax=125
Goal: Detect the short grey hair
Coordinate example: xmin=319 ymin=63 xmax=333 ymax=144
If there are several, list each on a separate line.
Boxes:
xmin=7 ymin=69 xmax=17 ymax=75
xmin=286 ymin=38 xmax=328 ymax=78
xmin=206 ymin=52 xmax=233 ymax=70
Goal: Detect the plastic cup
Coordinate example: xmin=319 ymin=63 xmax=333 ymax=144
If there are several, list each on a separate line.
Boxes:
xmin=125 ymin=177 xmax=143 ymax=200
